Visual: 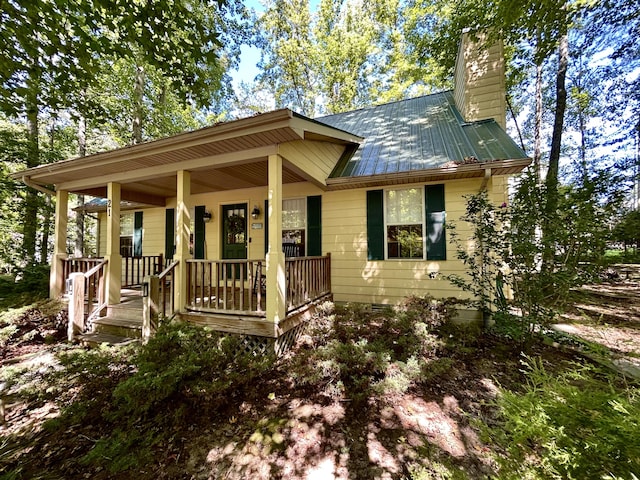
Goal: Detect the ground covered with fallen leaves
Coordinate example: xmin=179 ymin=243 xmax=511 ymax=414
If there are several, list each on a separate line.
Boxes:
xmin=1 ymin=280 xmax=639 ymax=479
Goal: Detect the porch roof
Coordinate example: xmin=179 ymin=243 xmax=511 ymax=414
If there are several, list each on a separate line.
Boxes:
xmin=12 ymin=109 xmax=363 ymax=204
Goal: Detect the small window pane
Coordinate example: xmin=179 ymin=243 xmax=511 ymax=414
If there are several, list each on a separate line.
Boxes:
xmin=283 ymin=198 xmax=306 ymax=229
xmin=387 ymin=225 xmax=423 ymax=259
xmin=120 ymin=213 xmax=134 ymax=236
xmin=386 ymin=189 xmax=422 ymax=224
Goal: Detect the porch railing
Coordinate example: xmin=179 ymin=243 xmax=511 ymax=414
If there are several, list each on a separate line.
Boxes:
xmin=184 ymin=255 xmax=332 ymax=317
xmin=62 ymin=257 xmax=105 ymax=289
xmin=123 ymin=254 xmax=163 ymax=288
xmin=286 ymin=254 xmax=331 ymax=313
xmin=67 ymin=259 xmax=108 ymax=341
xmin=186 ymin=259 xmax=265 ymax=316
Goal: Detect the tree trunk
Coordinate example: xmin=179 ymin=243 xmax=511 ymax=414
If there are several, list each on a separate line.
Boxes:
xmin=40 ymin=194 xmax=53 ymax=264
xmin=75 ymin=112 xmax=86 ymax=257
xmin=542 ymin=33 xmax=569 ymax=271
xmin=533 ymin=60 xmax=543 ymax=183
xmin=132 ymin=64 xmax=145 ymax=145
xmin=23 ymin=80 xmax=40 ymax=265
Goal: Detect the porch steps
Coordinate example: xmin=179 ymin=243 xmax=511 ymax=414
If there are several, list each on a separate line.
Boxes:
xmin=77 ymin=332 xmax=139 ymax=347
xmin=92 ymin=316 xmax=143 ymax=338
xmin=80 ymin=302 xmax=144 ymax=346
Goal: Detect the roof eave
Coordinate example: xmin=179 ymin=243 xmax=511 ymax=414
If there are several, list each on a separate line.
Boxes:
xmin=325 ymin=158 xmax=532 ymax=190
xmin=9 ymin=109 xmax=363 ymax=184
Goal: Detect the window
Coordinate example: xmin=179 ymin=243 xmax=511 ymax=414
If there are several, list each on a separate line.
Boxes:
xmin=120 ymin=213 xmax=134 ymax=257
xmin=366 ymin=185 xmax=446 ymax=261
xmin=282 ymin=198 xmax=306 ymax=256
xmin=385 ymin=188 xmax=424 ymax=259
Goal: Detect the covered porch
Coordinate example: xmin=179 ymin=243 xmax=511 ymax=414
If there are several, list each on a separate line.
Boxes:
xmin=26 ymin=109 xmax=360 ymax=341
xmin=61 ymin=254 xmax=331 ymax=340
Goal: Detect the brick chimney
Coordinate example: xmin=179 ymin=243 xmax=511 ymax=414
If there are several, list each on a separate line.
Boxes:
xmin=453 ymin=31 xmax=507 ymax=129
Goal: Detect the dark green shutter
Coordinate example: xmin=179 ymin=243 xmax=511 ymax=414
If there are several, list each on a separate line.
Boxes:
xmin=307 ymin=195 xmax=322 ymax=256
xmin=194 ymin=205 xmax=206 ymax=259
xmin=133 ymin=211 xmax=143 ymax=257
xmin=366 ymin=190 xmax=384 ymax=260
xmin=426 ymin=184 xmax=446 ymax=260
xmin=264 ymin=199 xmax=269 ymax=255
xmin=165 ymin=208 xmax=175 ymax=260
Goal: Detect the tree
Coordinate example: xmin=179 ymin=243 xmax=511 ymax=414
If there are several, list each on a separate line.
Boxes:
xmin=0 ymin=0 xmax=236 ymax=265
xmin=613 ymin=210 xmax=640 ymax=251
xmin=256 ymin=0 xmax=319 ymax=116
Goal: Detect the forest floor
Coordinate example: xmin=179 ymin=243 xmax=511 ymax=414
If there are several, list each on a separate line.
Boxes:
xmin=0 ymin=274 xmax=639 ymax=479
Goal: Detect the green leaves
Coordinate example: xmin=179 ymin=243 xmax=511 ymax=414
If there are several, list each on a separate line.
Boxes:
xmin=489 ymin=357 xmax=640 ymax=478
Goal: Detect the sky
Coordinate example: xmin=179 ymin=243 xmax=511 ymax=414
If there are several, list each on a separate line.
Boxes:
xmin=229 ymin=0 xmax=322 ymax=89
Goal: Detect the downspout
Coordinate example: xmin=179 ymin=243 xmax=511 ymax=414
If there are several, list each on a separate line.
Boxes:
xmin=22 ymin=176 xmax=55 ymax=196
xmin=479 ymin=167 xmax=491 ymax=192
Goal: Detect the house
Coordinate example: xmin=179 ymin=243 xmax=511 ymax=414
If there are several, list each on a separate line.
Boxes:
xmin=11 ymin=33 xmax=529 ymax=350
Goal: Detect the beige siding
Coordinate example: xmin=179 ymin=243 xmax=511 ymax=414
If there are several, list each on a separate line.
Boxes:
xmin=324 ymin=178 xmax=486 ymax=305
xmin=454 ymin=32 xmax=506 ymax=129
xmin=141 ymin=209 xmax=165 ymax=257
xmin=97 ymin=212 xmax=106 ymax=256
xmin=279 ymin=141 xmax=345 ymax=186
xmin=94 ymin=176 xmax=511 ymax=306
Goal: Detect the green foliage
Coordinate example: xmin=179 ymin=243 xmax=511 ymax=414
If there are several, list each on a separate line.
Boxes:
xmin=13 ymin=265 xmax=50 ymax=297
xmin=448 ymin=171 xmax=623 ymax=342
xmin=486 ymin=356 xmax=640 ymax=479
xmin=612 ymin=210 xmax=640 ymax=251
xmin=57 ymin=323 xmax=273 ymax=473
xmin=255 ymin=0 xmax=444 ymax=116
xmin=292 ymin=297 xmax=456 ymax=405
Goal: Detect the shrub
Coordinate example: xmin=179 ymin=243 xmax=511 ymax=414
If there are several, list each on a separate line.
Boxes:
xmin=14 ymin=264 xmax=50 ymax=296
xmin=292 ymin=297 xmax=455 ymax=404
xmin=89 ymin=324 xmax=271 ymax=472
xmin=448 ymin=171 xmax=622 ymax=345
xmin=486 ymin=356 xmax=640 ymax=479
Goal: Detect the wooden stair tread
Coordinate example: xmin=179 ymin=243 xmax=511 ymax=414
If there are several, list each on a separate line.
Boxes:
xmin=93 ymin=316 xmax=143 ymax=328
xmin=77 ymin=332 xmax=138 ymax=346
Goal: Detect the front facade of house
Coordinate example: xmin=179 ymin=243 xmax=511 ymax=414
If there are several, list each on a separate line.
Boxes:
xmin=13 ymin=33 xmax=530 ymax=341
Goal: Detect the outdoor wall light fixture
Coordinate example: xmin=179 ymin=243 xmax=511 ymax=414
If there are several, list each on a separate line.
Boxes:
xmin=203 ymin=210 xmax=212 ymax=222
xmin=251 ymin=205 xmax=261 ymax=219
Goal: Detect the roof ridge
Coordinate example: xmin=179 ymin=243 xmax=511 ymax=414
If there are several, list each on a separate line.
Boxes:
xmin=316 ymin=90 xmax=453 ymax=120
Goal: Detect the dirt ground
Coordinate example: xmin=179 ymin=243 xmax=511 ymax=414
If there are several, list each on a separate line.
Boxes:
xmin=1 ymin=277 xmax=639 ymax=479
xmin=556 ymin=277 xmax=640 ymax=377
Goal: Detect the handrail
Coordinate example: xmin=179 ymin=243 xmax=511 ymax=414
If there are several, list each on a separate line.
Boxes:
xmin=159 ymin=260 xmax=179 ymax=279
xmin=285 ymin=254 xmax=331 ymax=314
xmin=142 ymin=259 xmax=179 ymax=341
xmin=122 ymin=254 xmax=163 ymax=287
xmin=84 ymin=259 xmax=108 ymax=279
xmin=185 ymin=259 xmax=266 ymax=316
xmin=67 ymin=259 xmax=108 ymax=341
xmin=184 ymin=255 xmax=331 ymax=317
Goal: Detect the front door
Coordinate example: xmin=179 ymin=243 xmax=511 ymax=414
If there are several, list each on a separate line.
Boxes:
xmin=222 ymin=203 xmax=247 ymax=277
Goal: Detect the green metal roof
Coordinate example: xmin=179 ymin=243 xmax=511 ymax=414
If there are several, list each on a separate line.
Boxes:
xmin=316 ymin=91 xmax=529 ymax=179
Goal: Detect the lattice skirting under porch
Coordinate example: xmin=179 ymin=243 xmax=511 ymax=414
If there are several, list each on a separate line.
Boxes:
xmin=217 ymin=321 xmax=308 ymax=357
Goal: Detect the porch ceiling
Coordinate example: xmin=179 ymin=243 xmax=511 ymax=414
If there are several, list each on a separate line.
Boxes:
xmin=12 ymin=109 xmax=363 ymax=203
xmin=76 ymin=159 xmax=308 ymax=201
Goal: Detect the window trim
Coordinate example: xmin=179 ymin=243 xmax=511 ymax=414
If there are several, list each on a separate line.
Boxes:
xmin=383 ymin=187 xmax=426 ymax=260
xmin=120 ymin=212 xmax=134 ymax=257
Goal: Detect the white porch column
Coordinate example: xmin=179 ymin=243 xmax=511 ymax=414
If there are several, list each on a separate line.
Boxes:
xmin=174 ymin=170 xmax=191 ymax=311
xmin=50 ymin=189 xmax=68 ymax=298
xmin=266 ymin=154 xmax=286 ymax=324
xmin=105 ymin=182 xmax=122 ymax=305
